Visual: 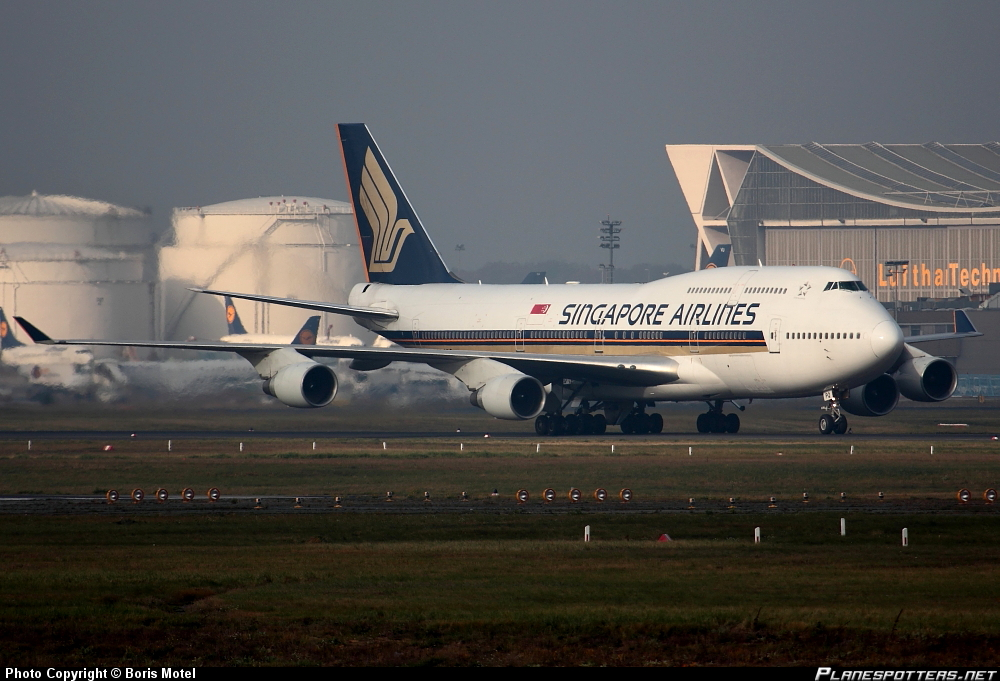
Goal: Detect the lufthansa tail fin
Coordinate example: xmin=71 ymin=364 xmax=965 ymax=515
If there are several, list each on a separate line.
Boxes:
xmin=0 ymin=308 xmax=25 ymax=350
xmin=224 ymin=296 xmax=248 ymax=335
xmin=338 ymin=123 xmax=461 ymax=285
xmin=292 ymin=316 xmax=320 ymax=345
xmin=703 ymin=244 xmax=732 ymax=269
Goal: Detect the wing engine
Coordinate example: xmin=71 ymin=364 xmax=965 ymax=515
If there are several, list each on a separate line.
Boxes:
xmin=262 ymin=361 xmax=337 ymax=408
xmin=470 ymin=373 xmax=546 ymax=420
xmin=894 ymin=348 xmax=957 ymax=402
xmin=841 ymin=374 xmax=899 ymax=417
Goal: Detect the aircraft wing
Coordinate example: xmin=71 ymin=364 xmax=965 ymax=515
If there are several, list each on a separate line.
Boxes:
xmin=15 ymin=317 xmax=678 ymax=387
xmin=902 ymin=310 xmax=983 ymax=343
xmin=189 ymin=288 xmax=399 ymax=322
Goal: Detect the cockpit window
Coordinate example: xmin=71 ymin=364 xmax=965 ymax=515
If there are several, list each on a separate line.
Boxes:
xmin=823 ymin=281 xmax=868 ymax=292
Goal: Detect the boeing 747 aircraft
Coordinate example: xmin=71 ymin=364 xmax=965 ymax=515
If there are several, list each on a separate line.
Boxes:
xmin=15 ymin=125 xmax=979 ymax=435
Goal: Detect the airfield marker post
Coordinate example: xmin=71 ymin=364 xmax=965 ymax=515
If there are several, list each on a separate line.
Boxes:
xmin=312 ymin=442 xmax=316 ymax=450
xmin=383 ymin=441 xmax=387 ymax=450
xmin=536 ymin=443 xmax=540 ymax=453
xmin=584 ymin=525 xmax=590 ymax=542
xmin=27 ymin=440 xmax=30 ymax=451
xmin=902 ymin=528 xmax=909 ymax=546
xmin=689 ymin=446 xmax=692 ymax=456
xmin=168 ymin=440 xmax=171 ymax=452
xmin=239 ymin=442 xmax=243 ymax=452
xmin=754 ymin=527 xmax=761 ymax=544
xmin=461 ymin=443 xmax=464 ymax=451
xmin=850 ymin=445 xmax=854 ymax=455
xmin=931 ymin=446 xmax=934 ymax=455
xmin=841 ymin=518 xmax=846 ymax=536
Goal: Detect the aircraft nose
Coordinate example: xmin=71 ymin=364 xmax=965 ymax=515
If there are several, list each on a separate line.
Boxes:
xmin=870 ymin=320 xmax=904 ymax=362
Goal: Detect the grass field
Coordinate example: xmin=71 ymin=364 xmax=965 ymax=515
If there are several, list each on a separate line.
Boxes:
xmin=2 ymin=401 xmax=1000 ymax=665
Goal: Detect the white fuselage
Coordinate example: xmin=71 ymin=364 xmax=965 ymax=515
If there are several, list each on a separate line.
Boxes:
xmin=348 ymin=266 xmax=904 ymax=402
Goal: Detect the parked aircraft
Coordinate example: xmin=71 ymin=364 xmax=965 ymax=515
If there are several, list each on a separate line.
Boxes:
xmin=14 ymin=124 xmax=979 ymax=435
xmin=1 ymin=307 xmax=126 ymax=397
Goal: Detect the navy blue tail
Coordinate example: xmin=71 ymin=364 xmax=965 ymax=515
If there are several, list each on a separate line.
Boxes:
xmin=224 ymin=296 xmax=248 ymax=335
xmin=292 ymin=316 xmax=320 ymax=345
xmin=338 ymin=123 xmax=461 ymax=285
xmin=703 ymin=244 xmax=732 ymax=269
xmin=0 ymin=308 xmax=24 ymax=350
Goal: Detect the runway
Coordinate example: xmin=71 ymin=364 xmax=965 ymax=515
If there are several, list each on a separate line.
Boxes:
xmin=0 ymin=429 xmax=996 ymax=442
xmin=1 ymin=492 xmax=995 ymax=515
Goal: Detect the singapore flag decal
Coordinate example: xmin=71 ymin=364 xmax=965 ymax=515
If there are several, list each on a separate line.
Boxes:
xmin=530 ymin=304 xmax=550 ymax=315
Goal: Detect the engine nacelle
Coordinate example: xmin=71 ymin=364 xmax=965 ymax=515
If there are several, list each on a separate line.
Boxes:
xmin=895 ymin=355 xmax=957 ymax=402
xmin=263 ymin=361 xmax=337 ymax=408
xmin=470 ymin=373 xmax=545 ymax=420
xmin=841 ymin=374 xmax=899 ymax=417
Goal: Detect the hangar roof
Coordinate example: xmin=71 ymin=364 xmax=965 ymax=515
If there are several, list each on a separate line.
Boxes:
xmin=760 ymin=143 xmax=1000 ymax=209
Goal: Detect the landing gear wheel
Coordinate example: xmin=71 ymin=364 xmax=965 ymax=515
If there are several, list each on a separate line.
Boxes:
xmin=550 ymin=414 xmax=566 ymax=437
xmin=818 ymin=414 xmax=835 ymax=435
xmin=592 ymin=413 xmax=607 ymax=435
xmin=724 ymin=412 xmax=740 ymax=434
xmin=833 ymin=416 xmax=848 ymax=435
xmin=696 ymin=413 xmax=709 ymax=433
xmin=534 ymin=414 xmax=551 ymax=436
xmin=564 ymin=413 xmax=581 ymax=436
xmin=620 ymin=415 xmax=634 ymax=435
xmin=648 ymin=413 xmax=664 ymax=434
xmin=710 ymin=412 xmax=726 ymax=433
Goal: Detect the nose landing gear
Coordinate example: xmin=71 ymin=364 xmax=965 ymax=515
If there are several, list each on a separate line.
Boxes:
xmin=819 ymin=391 xmax=849 ymax=435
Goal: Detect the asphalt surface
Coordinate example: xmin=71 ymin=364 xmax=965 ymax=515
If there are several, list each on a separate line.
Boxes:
xmin=2 ymin=493 xmax=995 ymax=516
xmin=0 ymin=429 xmax=995 ymax=441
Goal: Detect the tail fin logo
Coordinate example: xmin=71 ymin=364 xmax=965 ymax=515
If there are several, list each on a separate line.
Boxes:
xmin=226 ymin=305 xmax=237 ymax=324
xmin=360 ymin=148 xmax=414 ymax=273
xmin=0 ymin=320 xmax=7 ymax=338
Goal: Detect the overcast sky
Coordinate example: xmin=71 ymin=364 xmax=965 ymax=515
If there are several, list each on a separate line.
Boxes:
xmin=2 ymin=1 xmax=998 ymax=270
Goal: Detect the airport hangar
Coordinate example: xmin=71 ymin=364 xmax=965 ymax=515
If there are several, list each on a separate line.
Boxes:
xmin=666 ymin=142 xmax=1000 ymax=396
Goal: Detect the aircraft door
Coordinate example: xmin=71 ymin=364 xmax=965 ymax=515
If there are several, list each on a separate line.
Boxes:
xmin=594 ymin=328 xmax=605 ymax=354
xmin=688 ymin=330 xmax=700 ymax=354
xmin=767 ymin=318 xmax=781 ymax=353
xmin=515 ymin=318 xmax=525 ymax=352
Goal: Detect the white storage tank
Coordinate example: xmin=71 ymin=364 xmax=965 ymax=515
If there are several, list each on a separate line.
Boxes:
xmin=0 ymin=192 xmax=156 ymax=343
xmin=159 ymin=196 xmax=365 ymax=341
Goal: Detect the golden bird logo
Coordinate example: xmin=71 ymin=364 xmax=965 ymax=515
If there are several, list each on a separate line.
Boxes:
xmin=360 ymin=148 xmax=414 ymax=273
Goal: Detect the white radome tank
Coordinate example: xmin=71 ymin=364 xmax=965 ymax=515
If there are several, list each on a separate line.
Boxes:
xmin=159 ymin=196 xmax=367 ymax=341
xmin=0 ymin=192 xmax=156 ymax=345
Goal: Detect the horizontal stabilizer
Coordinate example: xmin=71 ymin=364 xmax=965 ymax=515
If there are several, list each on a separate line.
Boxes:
xmin=191 ymin=288 xmax=399 ymax=322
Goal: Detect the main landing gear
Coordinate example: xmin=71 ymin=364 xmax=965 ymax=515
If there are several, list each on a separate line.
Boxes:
xmin=619 ymin=408 xmax=664 ymax=435
xmin=695 ymin=400 xmax=741 ymax=434
xmin=535 ymin=411 xmax=607 ymax=436
xmin=818 ymin=391 xmax=849 ymax=435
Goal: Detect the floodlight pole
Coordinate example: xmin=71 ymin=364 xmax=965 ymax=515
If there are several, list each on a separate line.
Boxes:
xmin=599 ymin=216 xmax=622 ymax=284
xmin=884 ymin=260 xmax=909 ymax=320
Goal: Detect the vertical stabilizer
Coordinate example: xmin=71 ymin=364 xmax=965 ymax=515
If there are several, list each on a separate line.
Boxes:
xmin=292 ymin=316 xmax=320 ymax=345
xmin=703 ymin=244 xmax=732 ymax=269
xmin=338 ymin=123 xmax=461 ymax=284
xmin=224 ymin=296 xmax=248 ymax=335
xmin=0 ymin=308 xmax=25 ymax=350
